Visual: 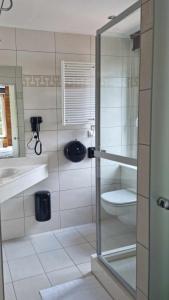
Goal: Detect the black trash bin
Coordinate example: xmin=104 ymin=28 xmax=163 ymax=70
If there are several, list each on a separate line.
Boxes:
xmin=35 ymin=191 xmax=51 ymax=222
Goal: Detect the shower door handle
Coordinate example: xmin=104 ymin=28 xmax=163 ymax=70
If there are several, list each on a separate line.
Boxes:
xmin=157 ymin=198 xmax=169 ymax=210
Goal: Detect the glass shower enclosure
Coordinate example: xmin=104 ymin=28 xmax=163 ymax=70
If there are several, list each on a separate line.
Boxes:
xmin=95 ymin=2 xmax=140 ymax=296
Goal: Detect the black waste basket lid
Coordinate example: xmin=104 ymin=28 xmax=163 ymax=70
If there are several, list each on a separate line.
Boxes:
xmin=64 ymin=140 xmax=86 ymax=163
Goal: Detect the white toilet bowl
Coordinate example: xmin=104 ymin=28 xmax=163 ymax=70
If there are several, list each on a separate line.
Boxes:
xmin=101 ymin=189 xmax=136 ymax=226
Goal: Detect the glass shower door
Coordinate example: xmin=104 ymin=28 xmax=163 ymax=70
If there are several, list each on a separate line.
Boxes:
xmin=150 ymin=0 xmax=169 ymax=298
xmin=95 ymin=2 xmax=140 ymax=295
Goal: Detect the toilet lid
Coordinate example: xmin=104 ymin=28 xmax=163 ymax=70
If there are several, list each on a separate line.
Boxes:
xmin=101 ymin=189 xmax=136 ymax=206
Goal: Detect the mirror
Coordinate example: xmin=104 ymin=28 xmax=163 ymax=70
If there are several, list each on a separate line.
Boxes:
xmin=0 ymin=66 xmax=25 ymax=158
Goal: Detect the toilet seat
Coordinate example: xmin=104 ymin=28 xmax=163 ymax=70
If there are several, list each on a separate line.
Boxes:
xmin=101 ymin=189 xmax=136 ymax=206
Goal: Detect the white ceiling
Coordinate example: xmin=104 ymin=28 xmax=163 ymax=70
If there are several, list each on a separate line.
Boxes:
xmin=0 ymin=0 xmax=137 ymax=35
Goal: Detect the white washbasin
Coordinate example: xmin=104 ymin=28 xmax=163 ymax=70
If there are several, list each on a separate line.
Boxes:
xmin=0 ymin=156 xmax=48 ymax=203
xmin=0 ymin=168 xmax=20 ymax=178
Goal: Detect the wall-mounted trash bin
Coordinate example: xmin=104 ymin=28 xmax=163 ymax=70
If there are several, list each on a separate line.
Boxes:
xmin=35 ymin=191 xmax=51 ymax=222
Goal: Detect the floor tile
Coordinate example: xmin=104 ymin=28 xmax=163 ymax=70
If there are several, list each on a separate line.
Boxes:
xmin=89 ymin=240 xmax=96 ymax=249
xmin=55 ymin=228 xmax=86 ymax=247
xmin=77 ymin=262 xmax=91 ymax=275
xmin=47 ymin=266 xmax=81 ymax=286
xmin=4 ymin=283 xmax=16 ymax=300
xmin=65 ymin=243 xmax=95 ymax=264
xmin=38 ymin=249 xmax=74 ymax=273
xmin=4 ymin=238 xmax=35 ymax=260
xmin=31 ymin=233 xmax=62 ymax=253
xmin=76 ymin=224 xmax=96 ymax=242
xmin=8 ymin=255 xmax=44 ymax=281
xmin=3 ymin=262 xmax=12 ymax=284
xmin=13 ymin=274 xmax=51 ymax=300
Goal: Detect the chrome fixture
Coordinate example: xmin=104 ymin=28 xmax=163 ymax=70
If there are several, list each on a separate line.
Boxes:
xmin=0 ymin=0 xmax=13 ymax=14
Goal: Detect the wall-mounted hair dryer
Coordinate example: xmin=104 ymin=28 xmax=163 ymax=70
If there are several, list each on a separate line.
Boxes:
xmin=27 ymin=116 xmax=43 ymax=155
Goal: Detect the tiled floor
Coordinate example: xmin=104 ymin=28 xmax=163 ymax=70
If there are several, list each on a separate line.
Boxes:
xmin=3 ymin=223 xmax=96 ymax=300
xmin=3 ymin=220 xmax=135 ymax=300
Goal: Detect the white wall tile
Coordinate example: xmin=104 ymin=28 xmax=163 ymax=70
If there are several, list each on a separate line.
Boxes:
xmin=0 ymin=27 xmax=16 ymax=50
xmin=101 ymin=87 xmax=121 ymax=108
xmin=58 ymin=129 xmax=91 ymax=150
xmin=25 ymin=212 xmax=60 ymax=235
xmin=138 ymin=145 xmax=150 ymax=198
xmin=137 ymin=195 xmax=149 ymax=248
xmin=141 ymin=0 xmax=153 ymax=33
xmin=58 ymin=150 xmax=91 ymax=171
xmin=137 ymin=243 xmax=149 ymax=296
xmin=45 ymin=151 xmax=58 ymax=173
xmin=24 ymin=191 xmax=59 ymax=217
xmin=25 ymin=131 xmax=57 ymax=153
xmin=16 ymin=29 xmax=55 ymax=52
xmin=59 ymin=168 xmax=91 ymax=190
xmin=1 ymin=196 xmax=24 ymax=221
xmin=60 ymin=206 xmax=92 ymax=228
xmin=24 ymin=171 xmax=59 ymax=195
xmin=101 ymin=108 xmax=121 ymax=127
xmin=17 ymin=51 xmax=55 ymax=75
xmin=2 ymin=219 xmax=25 ymax=241
xmin=90 ymin=36 xmax=95 ymax=55
xmin=24 ymin=109 xmax=57 ymax=131
xmin=0 ymin=50 xmax=16 ymax=66
xmin=138 ymin=90 xmax=151 ymax=145
xmin=101 ymin=36 xmax=122 ymax=56
xmin=23 ymin=87 xmax=57 ymax=109
xmin=60 ymin=188 xmax=91 ymax=210
xmin=140 ymin=30 xmax=153 ymax=90
xmin=55 ymin=33 xmax=90 ymax=54
xmin=101 ymin=56 xmax=122 ymax=78
xmin=101 ymin=127 xmax=121 ymax=148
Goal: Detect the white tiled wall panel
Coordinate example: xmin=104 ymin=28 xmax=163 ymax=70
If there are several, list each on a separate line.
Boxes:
xmin=0 ymin=29 xmax=95 ymax=240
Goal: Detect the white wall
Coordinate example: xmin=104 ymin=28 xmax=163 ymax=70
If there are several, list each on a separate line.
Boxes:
xmin=0 ymin=27 xmax=96 ymax=240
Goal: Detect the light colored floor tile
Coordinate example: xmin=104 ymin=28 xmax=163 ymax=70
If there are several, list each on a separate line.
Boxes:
xmin=40 ymin=276 xmax=112 ymax=300
xmin=13 ymin=274 xmax=51 ymax=300
xmin=55 ymin=228 xmax=86 ymax=247
xmin=38 ymin=249 xmax=74 ymax=273
xmin=77 ymin=262 xmax=91 ymax=276
xmin=30 ymin=233 xmax=62 ymax=253
xmin=47 ymin=266 xmax=81 ymax=286
xmin=4 ymin=283 xmax=16 ymax=300
xmin=4 ymin=238 xmax=35 ymax=260
xmin=89 ymin=241 xmax=96 ymax=249
xmin=3 ymin=262 xmax=12 ymax=284
xmin=76 ymin=223 xmax=96 ymax=242
xmin=65 ymin=243 xmax=95 ymax=264
xmin=8 ymin=255 xmax=44 ymax=281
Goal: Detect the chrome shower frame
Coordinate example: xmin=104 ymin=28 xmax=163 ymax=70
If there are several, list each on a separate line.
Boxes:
xmin=95 ymin=1 xmax=141 ymax=297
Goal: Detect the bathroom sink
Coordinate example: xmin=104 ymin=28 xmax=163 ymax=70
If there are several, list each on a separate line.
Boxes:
xmin=0 ymin=156 xmax=48 ymax=203
xmin=0 ymin=168 xmax=20 ymax=178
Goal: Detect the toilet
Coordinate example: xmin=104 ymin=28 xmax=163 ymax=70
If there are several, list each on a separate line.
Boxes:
xmin=101 ymin=189 xmax=137 ymax=226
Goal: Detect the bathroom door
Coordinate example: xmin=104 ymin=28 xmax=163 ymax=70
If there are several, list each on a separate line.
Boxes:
xmin=149 ymin=0 xmax=169 ymax=298
xmin=95 ymin=2 xmax=140 ymax=293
